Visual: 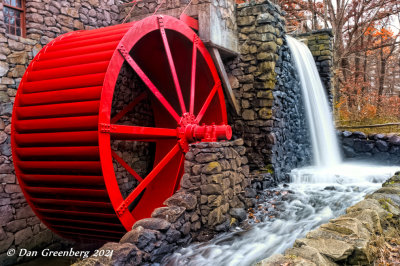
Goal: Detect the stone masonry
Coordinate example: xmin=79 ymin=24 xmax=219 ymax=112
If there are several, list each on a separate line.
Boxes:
xmin=226 ymin=0 xmax=311 ymax=181
xmin=294 ymin=29 xmax=334 ymax=102
xmin=75 ymin=139 xmax=253 ymax=265
xmin=340 ymin=131 xmax=400 ymax=165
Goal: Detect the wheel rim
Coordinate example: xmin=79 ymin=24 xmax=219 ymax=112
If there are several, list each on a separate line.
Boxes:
xmin=12 ymin=15 xmax=231 ymax=241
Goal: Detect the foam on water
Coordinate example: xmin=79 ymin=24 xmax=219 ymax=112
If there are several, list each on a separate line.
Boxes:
xmin=165 ymin=165 xmax=399 ymax=266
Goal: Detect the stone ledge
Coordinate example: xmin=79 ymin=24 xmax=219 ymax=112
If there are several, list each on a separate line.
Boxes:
xmin=256 ymin=173 xmax=400 ymax=265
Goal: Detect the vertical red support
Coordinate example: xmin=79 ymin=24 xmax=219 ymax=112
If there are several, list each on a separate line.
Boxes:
xmin=190 ymin=35 xmax=198 ymax=114
xmin=158 ymin=16 xmax=187 ymax=114
xmin=195 ymin=82 xmax=221 ymax=124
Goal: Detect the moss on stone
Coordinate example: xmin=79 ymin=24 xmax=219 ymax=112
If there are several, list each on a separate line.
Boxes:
xmin=378 ymin=198 xmax=393 ymax=212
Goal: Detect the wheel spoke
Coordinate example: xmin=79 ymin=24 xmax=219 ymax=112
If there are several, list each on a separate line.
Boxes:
xmin=111 ymin=150 xmax=143 ymax=182
xmin=158 ymin=17 xmax=186 ymax=114
xmin=102 ymin=124 xmax=178 ymax=140
xmin=190 ymin=36 xmax=198 ymax=114
xmin=111 ymin=91 xmax=147 ymax=124
xmin=195 ymin=82 xmax=221 ymax=124
xmin=118 ymin=144 xmax=180 ymax=211
xmin=173 ymin=153 xmax=185 ymax=192
xmin=117 ymin=44 xmax=181 ymax=123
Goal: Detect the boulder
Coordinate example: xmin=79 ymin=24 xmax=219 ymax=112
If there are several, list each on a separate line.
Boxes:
xmin=388 ymin=135 xmax=400 ymax=146
xmin=164 ymin=192 xmax=197 ymax=210
xmin=256 ymin=254 xmax=316 ymax=266
xmin=151 ymin=206 xmax=186 ymax=223
xmin=120 ymin=226 xmax=157 ymax=249
xmin=285 ymin=245 xmax=337 ymax=266
xmin=375 ymin=140 xmax=389 ymax=152
xmin=132 ymin=218 xmax=170 ymax=231
xmin=294 ymin=238 xmax=354 ymax=261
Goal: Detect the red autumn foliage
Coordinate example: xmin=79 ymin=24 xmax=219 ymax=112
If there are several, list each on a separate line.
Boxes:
xmin=272 ymin=0 xmax=400 ymax=127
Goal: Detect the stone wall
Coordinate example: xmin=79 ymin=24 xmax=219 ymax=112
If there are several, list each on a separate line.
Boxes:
xmin=294 ymin=29 xmax=333 ymax=101
xmin=0 ymin=1 xmax=123 ymax=264
xmin=227 ymin=0 xmax=311 ymax=181
xmin=340 ymin=131 xmax=400 ymax=165
xmin=257 ymin=173 xmax=400 ymax=265
xmin=74 ymin=139 xmax=253 ymax=265
xmin=271 ymin=37 xmax=312 ymax=181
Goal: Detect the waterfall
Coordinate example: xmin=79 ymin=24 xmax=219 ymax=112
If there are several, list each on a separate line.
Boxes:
xmin=286 ymin=36 xmax=341 ymax=167
xmin=164 ymin=36 xmax=400 ymax=266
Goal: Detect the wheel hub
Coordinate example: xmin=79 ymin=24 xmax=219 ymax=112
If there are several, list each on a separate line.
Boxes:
xmin=177 ymin=112 xmax=232 ymax=152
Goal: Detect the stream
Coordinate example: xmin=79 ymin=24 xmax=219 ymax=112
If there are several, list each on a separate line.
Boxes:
xmin=164 ymin=164 xmax=399 ymax=266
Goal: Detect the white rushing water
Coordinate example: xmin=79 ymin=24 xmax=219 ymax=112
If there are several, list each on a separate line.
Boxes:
xmin=164 ymin=37 xmax=400 ymax=265
xmin=165 ymin=165 xmax=399 ymax=266
xmin=286 ymin=36 xmax=341 ymax=167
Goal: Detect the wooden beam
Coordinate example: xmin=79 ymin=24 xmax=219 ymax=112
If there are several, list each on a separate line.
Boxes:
xmin=337 ymin=122 xmax=400 ymax=129
xmin=209 ymin=47 xmax=240 ymax=115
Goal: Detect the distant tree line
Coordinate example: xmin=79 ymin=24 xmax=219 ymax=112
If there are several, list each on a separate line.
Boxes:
xmin=271 ymin=0 xmax=400 ymax=125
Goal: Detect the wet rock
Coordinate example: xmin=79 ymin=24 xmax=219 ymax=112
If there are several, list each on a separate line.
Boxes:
xmin=352 ymin=131 xmax=367 ymax=139
xmin=285 ymin=246 xmax=337 ymax=266
xmin=164 ymin=192 xmax=197 ymax=211
xmin=294 ymin=238 xmax=354 ymax=261
xmin=320 ymin=217 xmax=369 ymax=238
xmin=353 ymin=139 xmax=374 ymax=152
xmin=388 ymin=135 xmax=400 ymax=146
xmin=165 ymin=228 xmax=181 ymax=243
xmin=343 ymin=209 xmax=382 ymax=234
xmin=120 ymin=226 xmax=157 ymax=249
xmin=342 ymin=131 xmax=352 ymax=137
xmin=132 ymin=218 xmax=170 ymax=232
xmin=256 ymin=254 xmax=316 ymax=266
xmin=382 ymin=175 xmax=400 ymax=187
xmin=151 ymin=206 xmax=186 ymax=223
xmin=375 ymin=140 xmax=389 ymax=152
xmin=110 ymin=243 xmax=145 ymax=266
xmin=229 ymin=208 xmax=247 ymax=221
xmin=208 ymin=207 xmax=224 ymax=226
xmin=346 ymin=198 xmax=388 ymax=217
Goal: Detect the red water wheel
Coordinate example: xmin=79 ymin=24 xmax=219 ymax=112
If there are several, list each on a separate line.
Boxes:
xmin=11 ymin=15 xmax=231 ymax=241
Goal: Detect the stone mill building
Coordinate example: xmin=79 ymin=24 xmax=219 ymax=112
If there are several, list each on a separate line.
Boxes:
xmin=0 ymin=0 xmax=335 ymax=264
